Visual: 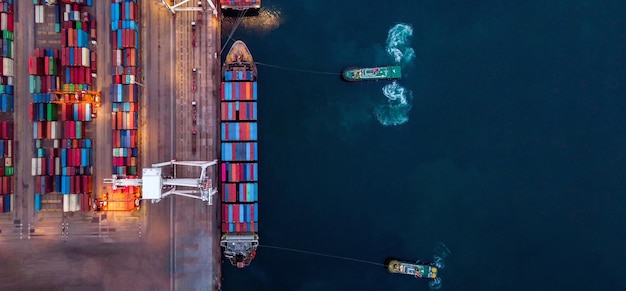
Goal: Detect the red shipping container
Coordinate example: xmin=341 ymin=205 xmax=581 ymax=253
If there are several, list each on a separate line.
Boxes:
xmin=7 ymin=13 xmax=13 ymax=32
xmin=130 ymin=131 xmax=136 ymax=147
xmin=28 ymin=57 xmax=34 ymax=75
xmin=28 ymin=103 xmax=34 ymax=121
xmin=35 ymin=176 xmax=41 ymax=193
xmin=111 ymin=31 xmax=117 ymax=49
xmin=44 ymin=57 xmax=49 ymax=75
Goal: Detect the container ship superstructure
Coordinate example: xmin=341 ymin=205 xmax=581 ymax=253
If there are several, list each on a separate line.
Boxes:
xmin=220 ymin=40 xmax=259 ymax=268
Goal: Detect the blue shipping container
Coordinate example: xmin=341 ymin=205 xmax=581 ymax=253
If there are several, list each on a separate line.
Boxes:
xmin=3 ymin=194 xmax=10 ymax=212
xmin=35 ymin=194 xmax=42 ymax=211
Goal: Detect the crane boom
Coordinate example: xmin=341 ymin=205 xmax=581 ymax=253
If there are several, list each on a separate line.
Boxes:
xmin=103 ymin=159 xmax=219 ymax=205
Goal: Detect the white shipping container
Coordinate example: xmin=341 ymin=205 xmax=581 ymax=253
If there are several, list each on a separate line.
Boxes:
xmin=114 ymin=49 xmax=122 ymax=66
xmin=35 ymin=6 xmax=43 ymax=24
xmin=69 ymin=194 xmax=78 ymax=212
xmin=63 ymin=12 xmax=68 ymax=22
xmin=128 ymin=75 xmax=135 ymax=83
xmin=1 ymin=13 xmax=7 ymax=31
xmin=39 ymin=6 xmax=45 ymax=24
xmin=55 ymin=157 xmax=60 ymax=176
xmin=50 ymin=121 xmax=59 ymax=139
xmin=31 ymin=158 xmax=37 ymax=176
xmin=63 ymin=194 xmax=70 ymax=212
xmin=4 ymin=157 xmax=11 ymax=167
xmin=81 ymin=48 xmax=89 ymax=67
xmin=7 ymin=76 xmax=13 ymax=86
xmin=65 ymin=4 xmax=71 ymax=13
xmin=3 ymin=58 xmax=13 ymax=77
xmin=54 ymin=139 xmax=60 ymax=148
xmin=37 ymin=157 xmax=42 ymax=176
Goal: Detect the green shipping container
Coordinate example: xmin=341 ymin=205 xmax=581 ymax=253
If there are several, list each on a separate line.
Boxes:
xmin=128 ymin=166 xmax=137 ymax=175
xmin=52 ymin=58 xmax=58 ymax=75
xmin=1 ymin=30 xmax=14 ymax=41
xmin=76 ymin=121 xmax=83 ymax=139
xmin=46 ymin=103 xmax=58 ymax=121
xmin=76 ymin=22 xmax=82 ymax=30
xmin=5 ymin=166 xmax=13 ymax=176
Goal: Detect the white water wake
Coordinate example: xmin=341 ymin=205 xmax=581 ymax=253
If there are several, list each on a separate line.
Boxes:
xmin=386 ymin=23 xmax=416 ymax=64
xmin=374 ymin=81 xmax=412 ymax=126
xmin=375 ymin=23 xmax=415 ymax=126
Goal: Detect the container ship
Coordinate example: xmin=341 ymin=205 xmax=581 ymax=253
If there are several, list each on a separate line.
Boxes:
xmin=220 ymin=40 xmax=259 ymax=268
xmin=341 ymin=65 xmax=402 ymax=82
xmin=385 ymin=258 xmax=438 ymax=279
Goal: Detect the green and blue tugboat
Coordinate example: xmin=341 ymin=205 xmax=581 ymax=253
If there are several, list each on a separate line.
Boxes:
xmin=385 ymin=258 xmax=438 ymax=279
xmin=341 ymin=65 xmax=402 ymax=82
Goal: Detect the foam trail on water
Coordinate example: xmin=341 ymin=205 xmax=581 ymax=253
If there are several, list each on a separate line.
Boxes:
xmin=429 ymin=243 xmax=451 ymax=290
xmin=375 ymin=23 xmax=415 ymax=126
xmin=386 ymin=23 xmax=415 ymax=64
xmin=374 ymin=81 xmax=412 ymax=126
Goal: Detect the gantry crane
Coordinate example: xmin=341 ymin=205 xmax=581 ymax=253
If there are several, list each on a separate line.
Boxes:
xmin=103 ymin=159 xmax=219 ymax=205
xmin=49 ymin=89 xmax=102 ymax=108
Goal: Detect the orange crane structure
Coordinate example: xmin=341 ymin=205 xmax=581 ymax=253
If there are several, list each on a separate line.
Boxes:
xmin=48 ymin=89 xmax=102 ymax=118
xmin=49 ymin=89 xmax=101 ymax=108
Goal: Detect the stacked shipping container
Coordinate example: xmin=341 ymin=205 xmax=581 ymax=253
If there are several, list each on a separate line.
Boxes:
xmin=108 ymin=0 xmax=140 ymax=211
xmin=29 ymin=1 xmax=96 ymax=213
xmin=220 ymin=70 xmax=259 ymax=233
xmin=0 ymin=121 xmax=13 ymax=213
xmin=29 ymin=48 xmax=60 ymax=94
xmin=0 ymin=1 xmax=14 ymax=113
xmin=0 ymin=1 xmax=14 ymax=213
xmin=61 ymin=4 xmax=94 ymax=90
xmin=33 ymin=0 xmax=65 ymax=33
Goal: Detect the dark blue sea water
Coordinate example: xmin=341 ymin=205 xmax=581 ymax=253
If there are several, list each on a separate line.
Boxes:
xmin=222 ymin=1 xmax=626 ymax=290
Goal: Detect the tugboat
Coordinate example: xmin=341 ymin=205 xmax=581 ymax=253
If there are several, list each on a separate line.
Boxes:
xmin=385 ymin=258 xmax=438 ymax=279
xmin=341 ymin=65 xmax=402 ymax=82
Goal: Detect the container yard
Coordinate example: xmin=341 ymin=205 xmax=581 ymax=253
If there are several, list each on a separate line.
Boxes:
xmin=220 ymin=40 xmax=259 ymax=269
xmin=1 ymin=0 xmax=227 ymax=289
xmin=28 ymin=1 xmax=99 ymax=216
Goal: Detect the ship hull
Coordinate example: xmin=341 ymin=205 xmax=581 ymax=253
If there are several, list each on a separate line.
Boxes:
xmin=385 ymin=258 xmax=437 ymax=279
xmin=220 ymin=40 xmax=259 ymax=268
xmin=341 ymin=65 xmax=402 ymax=82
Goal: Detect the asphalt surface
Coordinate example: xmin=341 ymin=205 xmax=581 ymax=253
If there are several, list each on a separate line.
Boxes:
xmin=0 ymin=1 xmax=222 ymax=290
